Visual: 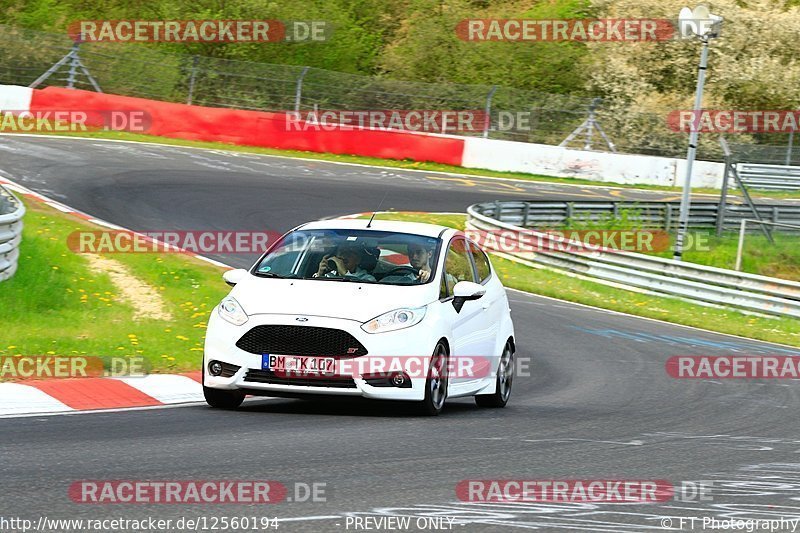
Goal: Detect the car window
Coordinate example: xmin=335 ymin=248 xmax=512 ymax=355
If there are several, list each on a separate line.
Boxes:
xmin=253 ymin=229 xmax=441 ymax=286
xmin=443 ymin=237 xmax=476 ymax=295
xmin=468 ymin=240 xmax=492 ymax=283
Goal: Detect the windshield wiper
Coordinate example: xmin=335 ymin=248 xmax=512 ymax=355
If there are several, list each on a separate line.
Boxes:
xmin=253 ymin=271 xmax=284 ymax=279
xmin=306 ymin=276 xmax=377 ymax=284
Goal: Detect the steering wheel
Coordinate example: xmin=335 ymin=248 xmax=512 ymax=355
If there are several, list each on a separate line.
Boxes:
xmin=382 ymin=266 xmax=418 ymax=278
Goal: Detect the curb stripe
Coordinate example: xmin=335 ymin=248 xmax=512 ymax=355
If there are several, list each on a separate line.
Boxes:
xmin=28 ymin=378 xmax=161 ymax=410
xmin=0 ymin=383 xmax=73 ymax=416
xmin=113 ymin=374 xmax=204 ymax=404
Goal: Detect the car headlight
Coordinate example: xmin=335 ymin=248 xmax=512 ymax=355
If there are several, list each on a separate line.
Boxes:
xmin=218 ymin=297 xmax=248 ymax=326
xmin=361 ymin=306 xmax=426 ymax=334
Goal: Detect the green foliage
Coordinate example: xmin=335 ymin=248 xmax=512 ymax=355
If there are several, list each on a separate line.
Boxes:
xmin=0 ymin=0 xmax=591 ymax=93
xmin=379 ymin=0 xmax=590 ymax=94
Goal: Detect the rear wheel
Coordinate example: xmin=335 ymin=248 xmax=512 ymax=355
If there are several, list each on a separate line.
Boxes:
xmin=418 ymin=342 xmax=449 ymax=416
xmin=475 ymin=342 xmax=514 ymax=408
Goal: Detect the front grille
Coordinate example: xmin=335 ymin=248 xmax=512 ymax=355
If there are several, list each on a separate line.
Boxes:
xmin=244 ymin=369 xmax=357 ymax=389
xmin=235 ymin=325 xmax=368 ymax=357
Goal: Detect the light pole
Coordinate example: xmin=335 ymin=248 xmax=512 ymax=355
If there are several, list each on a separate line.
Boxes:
xmin=673 ymin=5 xmax=723 ymax=261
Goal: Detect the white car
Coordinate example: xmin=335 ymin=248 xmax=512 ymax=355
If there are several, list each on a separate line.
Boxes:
xmin=203 ymin=219 xmax=515 ymax=415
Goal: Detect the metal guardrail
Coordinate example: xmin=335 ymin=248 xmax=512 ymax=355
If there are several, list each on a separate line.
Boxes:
xmin=735 ymin=163 xmax=800 ymax=190
xmin=467 ymin=202 xmax=800 ymax=319
xmin=0 ymin=185 xmax=24 ymax=282
xmin=474 ymin=200 xmax=800 ymax=233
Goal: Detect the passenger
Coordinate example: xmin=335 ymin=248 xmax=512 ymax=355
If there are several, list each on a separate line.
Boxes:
xmin=315 ymin=244 xmax=377 ymax=282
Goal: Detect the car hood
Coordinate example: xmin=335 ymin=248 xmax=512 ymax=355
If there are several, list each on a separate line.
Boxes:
xmin=229 ymin=276 xmax=436 ymax=323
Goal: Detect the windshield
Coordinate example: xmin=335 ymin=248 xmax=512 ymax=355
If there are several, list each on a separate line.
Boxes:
xmin=252 ymin=229 xmax=442 ymax=286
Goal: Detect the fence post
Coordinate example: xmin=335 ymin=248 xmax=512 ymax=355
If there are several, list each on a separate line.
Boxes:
xmin=187 ymin=55 xmax=199 ymax=105
xmin=295 ymin=67 xmax=310 ymax=114
xmin=665 ymin=204 xmax=673 ymax=231
xmin=716 ymin=156 xmax=731 ymax=236
xmin=483 ymin=86 xmax=498 ymax=139
xmin=522 ymin=203 xmax=530 ymax=228
xmin=66 ymin=43 xmax=80 ymax=89
xmin=735 ymin=219 xmax=747 ymax=271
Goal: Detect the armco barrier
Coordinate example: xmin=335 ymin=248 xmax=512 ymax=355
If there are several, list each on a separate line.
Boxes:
xmin=0 ymin=185 xmax=24 ymax=282
xmin=467 ymin=203 xmax=800 ymax=319
xmin=475 ymin=200 xmax=800 ymax=233
xmin=26 ymin=86 xmax=466 ymax=166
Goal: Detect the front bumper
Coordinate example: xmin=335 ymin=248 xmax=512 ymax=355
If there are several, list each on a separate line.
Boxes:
xmin=204 ymin=311 xmax=441 ymax=401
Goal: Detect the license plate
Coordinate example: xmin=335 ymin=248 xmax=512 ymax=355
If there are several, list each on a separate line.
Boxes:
xmin=262 ymin=354 xmax=335 ymax=375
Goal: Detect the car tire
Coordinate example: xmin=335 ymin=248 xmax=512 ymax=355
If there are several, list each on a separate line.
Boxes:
xmin=203 ymin=385 xmax=245 ymax=409
xmin=475 ymin=342 xmax=514 ymax=408
xmin=418 ymin=342 xmax=449 ymax=416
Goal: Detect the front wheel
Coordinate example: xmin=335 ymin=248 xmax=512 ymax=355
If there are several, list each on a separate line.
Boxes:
xmin=203 ymin=386 xmax=245 ymax=409
xmin=418 ymin=342 xmax=449 ymax=416
xmin=475 ymin=343 xmax=514 ymax=408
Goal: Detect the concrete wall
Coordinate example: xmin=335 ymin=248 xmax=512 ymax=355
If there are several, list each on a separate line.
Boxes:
xmin=462 ymin=137 xmax=724 ymax=188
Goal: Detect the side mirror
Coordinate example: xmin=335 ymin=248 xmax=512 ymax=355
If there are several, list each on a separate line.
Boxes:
xmin=452 ymin=281 xmax=485 ymax=313
xmin=222 ymin=269 xmax=248 ymax=287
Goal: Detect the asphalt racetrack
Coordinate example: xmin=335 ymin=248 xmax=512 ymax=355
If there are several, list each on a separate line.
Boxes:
xmin=1 ymin=135 xmax=799 ymax=532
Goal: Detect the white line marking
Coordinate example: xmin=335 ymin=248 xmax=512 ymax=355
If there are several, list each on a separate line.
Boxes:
xmin=87 ymin=218 xmax=124 ymax=229
xmin=0 ymin=396 xmax=283 ymax=419
xmin=274 ymin=516 xmax=341 ymax=523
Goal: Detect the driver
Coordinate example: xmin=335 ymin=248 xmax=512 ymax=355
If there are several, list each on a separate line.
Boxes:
xmin=408 ymin=242 xmax=433 ymax=282
xmin=315 ymin=243 xmax=377 ymax=282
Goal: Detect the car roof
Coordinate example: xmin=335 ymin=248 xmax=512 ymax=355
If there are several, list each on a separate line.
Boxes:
xmin=297 ymin=218 xmax=455 ymax=238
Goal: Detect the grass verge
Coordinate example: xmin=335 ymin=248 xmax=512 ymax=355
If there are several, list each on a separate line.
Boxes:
xmin=366 ymin=211 xmax=800 ymax=347
xmin=0 ymin=198 xmax=229 ymax=373
xmin=18 ymin=130 xmax=800 ymax=200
